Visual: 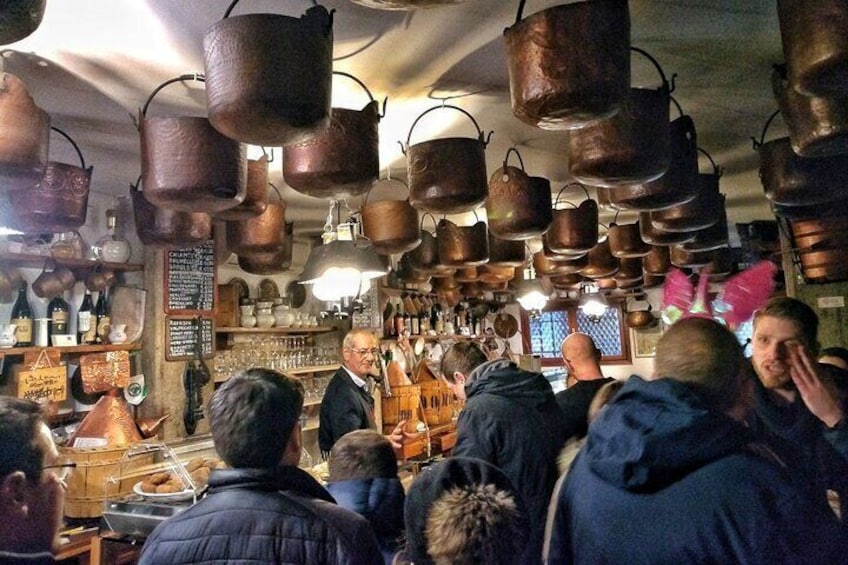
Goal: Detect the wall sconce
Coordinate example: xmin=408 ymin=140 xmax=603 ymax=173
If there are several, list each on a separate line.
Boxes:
xmin=578 ymin=281 xmax=609 ymax=322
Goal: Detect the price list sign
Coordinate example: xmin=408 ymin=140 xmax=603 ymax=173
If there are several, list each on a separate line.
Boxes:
xmin=166 ymin=317 xmax=214 ymax=361
xmin=164 ymin=240 xmax=217 ymax=315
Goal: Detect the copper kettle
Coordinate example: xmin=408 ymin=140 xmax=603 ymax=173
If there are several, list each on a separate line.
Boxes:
xmin=626 ymin=302 xmax=656 ymax=328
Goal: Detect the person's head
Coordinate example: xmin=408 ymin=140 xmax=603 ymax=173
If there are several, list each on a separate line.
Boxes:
xmin=439 ymin=341 xmax=488 ymax=402
xmin=328 ymin=429 xmax=398 ymax=482
xmin=0 ymin=397 xmax=70 ymax=554
xmin=587 ymin=379 xmax=625 ymax=423
xmin=752 ymin=297 xmax=819 ymax=390
xmin=652 ymin=317 xmax=750 ymax=417
xmin=208 ymin=368 xmax=304 ymax=470
xmin=400 ymin=457 xmax=530 ymax=565
xmin=561 ymin=332 xmax=602 ymax=381
xmin=819 ymin=346 xmax=848 ymax=372
xmin=342 ymin=329 xmax=379 ymax=378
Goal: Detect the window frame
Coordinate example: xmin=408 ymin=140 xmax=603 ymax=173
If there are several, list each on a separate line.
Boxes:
xmin=519 ymin=297 xmax=632 ymax=367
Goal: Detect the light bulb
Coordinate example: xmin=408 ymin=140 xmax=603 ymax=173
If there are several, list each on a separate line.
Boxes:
xmin=311 ymin=267 xmax=364 ymax=301
xmin=517 ymin=289 xmax=549 ymax=312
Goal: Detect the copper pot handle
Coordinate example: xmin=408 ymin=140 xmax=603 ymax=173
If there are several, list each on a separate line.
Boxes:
xmin=420 ymin=212 xmax=438 ymax=233
xmin=502 ymin=146 xmax=525 ymax=171
xmin=223 ymin=0 xmax=319 ymax=18
xmin=402 ymin=103 xmax=493 ymax=152
xmin=697 ymin=147 xmax=722 ymax=176
xmin=553 ymin=182 xmax=591 ymax=209
xmin=751 ymin=108 xmax=782 ymax=149
xmin=332 ymin=71 xmax=386 ymax=118
xmin=141 ymin=73 xmax=205 ymax=118
xmin=49 ymin=127 xmax=86 ymax=169
xmin=630 ymin=46 xmax=673 ymax=94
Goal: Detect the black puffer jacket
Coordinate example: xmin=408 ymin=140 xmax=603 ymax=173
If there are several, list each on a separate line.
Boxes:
xmin=453 ymin=359 xmax=567 ymax=565
xmin=138 ymin=466 xmax=383 ymax=565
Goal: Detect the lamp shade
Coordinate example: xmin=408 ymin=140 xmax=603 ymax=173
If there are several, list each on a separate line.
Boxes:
xmin=300 ymin=239 xmax=387 ymax=283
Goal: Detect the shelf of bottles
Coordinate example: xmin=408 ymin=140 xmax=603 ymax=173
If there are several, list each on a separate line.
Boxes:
xmin=384 ymin=294 xmax=490 ymax=341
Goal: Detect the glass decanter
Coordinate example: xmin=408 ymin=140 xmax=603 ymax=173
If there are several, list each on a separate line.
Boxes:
xmin=91 ymin=209 xmax=130 ymax=263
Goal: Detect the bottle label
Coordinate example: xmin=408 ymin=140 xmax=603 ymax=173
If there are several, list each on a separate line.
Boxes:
xmin=78 ymin=311 xmax=91 ymax=332
xmin=12 ymin=318 xmax=32 ymax=342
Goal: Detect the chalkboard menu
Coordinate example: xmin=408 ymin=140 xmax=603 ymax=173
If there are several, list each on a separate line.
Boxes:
xmin=166 ymin=317 xmax=214 ymax=361
xmin=164 ymin=240 xmax=216 ymax=315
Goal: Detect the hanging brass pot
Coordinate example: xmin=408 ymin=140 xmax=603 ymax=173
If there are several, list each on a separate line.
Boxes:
xmin=608 ymin=220 xmax=650 ymax=258
xmin=669 ymin=245 xmax=715 ymax=268
xmin=8 ymin=127 xmax=91 ymax=233
xmin=139 ymin=74 xmax=246 ymax=214
xmin=130 ymin=177 xmax=212 ymax=249
xmin=203 ymin=2 xmax=333 ymax=145
xmin=547 ymin=183 xmax=599 ymax=254
xmin=639 ymin=212 xmax=697 ymax=246
xmin=226 ymin=185 xmax=286 ymax=255
xmin=625 ymin=298 xmax=656 ymax=328
xmin=436 ymin=217 xmax=489 ymax=267
xmin=678 ymin=195 xmax=729 ymax=252
xmin=649 ymin=148 xmax=722 ymax=233
xmin=488 ymin=232 xmax=527 ymax=267
xmin=614 ymin=257 xmax=644 ymax=285
xmin=777 ymin=0 xmax=848 ymax=97
xmin=454 ymin=267 xmax=479 ymax=283
xmin=569 ymin=48 xmax=671 ymax=187
xmin=284 ymin=73 xmax=383 ymax=198
xmin=215 ymin=154 xmax=269 ymax=221
xmin=236 ymin=221 xmax=293 ymax=275
xmin=486 ymin=147 xmax=553 ymax=240
xmin=504 ymin=0 xmax=631 ymax=129
xmin=799 ymin=247 xmax=848 ymax=282
xmin=0 ymin=73 xmax=50 ymax=194
xmin=405 ymin=105 xmax=491 ymax=214
xmin=361 ymin=177 xmax=421 ymax=256
xmin=643 ymin=245 xmax=671 ymax=275
xmin=790 ymin=216 xmax=848 ymax=250
xmin=579 ymin=239 xmax=620 ymax=279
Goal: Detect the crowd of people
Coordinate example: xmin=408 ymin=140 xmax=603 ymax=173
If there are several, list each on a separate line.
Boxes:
xmin=1 ymin=297 xmax=847 ymax=564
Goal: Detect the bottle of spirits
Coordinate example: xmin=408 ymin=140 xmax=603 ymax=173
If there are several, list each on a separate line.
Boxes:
xmin=10 ymin=281 xmax=33 ymax=347
xmin=393 ymin=299 xmax=406 ymax=336
xmin=77 ymin=289 xmax=96 ymax=345
xmin=91 ymin=209 xmax=130 ymax=263
xmin=47 ymin=293 xmax=69 ymax=342
xmin=95 ymin=289 xmax=110 ymax=344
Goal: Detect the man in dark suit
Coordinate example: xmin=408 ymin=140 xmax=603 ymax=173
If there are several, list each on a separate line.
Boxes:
xmin=554 ymin=333 xmax=615 ymax=441
xmin=319 ymin=329 xmax=405 ymax=457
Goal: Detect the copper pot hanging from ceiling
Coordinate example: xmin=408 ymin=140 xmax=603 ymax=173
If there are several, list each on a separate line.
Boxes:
xmin=547 ymin=183 xmax=599 ymax=254
xmin=486 ymin=147 xmax=553 ymax=240
xmin=0 ymin=73 xmax=50 ymax=194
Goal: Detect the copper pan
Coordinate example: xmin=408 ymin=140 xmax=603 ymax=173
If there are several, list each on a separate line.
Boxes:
xmin=488 ymin=231 xmax=527 ymax=267
xmin=650 ymin=148 xmax=722 ymax=232
xmin=579 ymin=239 xmax=620 ymax=279
xmin=486 ymin=148 xmax=552 ymax=239
xmin=639 ymin=212 xmax=697 ymax=246
xmin=704 ymin=246 xmax=734 ymax=279
xmin=772 ymin=64 xmax=848 ymax=158
xmin=542 ymin=235 xmax=588 ymax=262
xmin=479 ymin=265 xmax=515 ymax=284
xmin=669 ymin=245 xmax=714 ymax=268
xmin=436 ymin=218 xmax=489 ymax=267
xmin=547 ymin=183 xmax=599 ymax=254
xmin=504 ymin=0 xmax=630 ymax=130
xmin=8 ymin=127 xmax=91 ymax=233
xmin=409 ymin=219 xmax=440 ymax=274
xmin=595 ymin=277 xmax=618 ymax=290
xmin=454 ymin=267 xmax=479 ymax=283
xmin=569 ymin=48 xmax=671 ymax=187
xmin=534 ymin=251 xmax=583 ymax=277
xmin=597 ymin=111 xmax=698 ymax=211
xmin=215 ymin=155 xmax=269 ymax=221
xmin=799 ymin=247 xmax=848 ymax=282
xmin=405 ymin=105 xmax=491 ymax=214
xmin=284 ymin=73 xmax=382 ymax=198
xmin=608 ymin=221 xmax=650 ymax=258
xmin=0 ymin=73 xmax=50 ymax=194
xmin=777 ymin=0 xmax=848 ymax=97
xmin=549 ymin=273 xmax=584 ymax=289
xmin=642 ymin=271 xmax=666 ymax=288
xmin=226 ymin=185 xmax=286 ymax=255
xmin=678 ymin=196 xmax=728 ymax=252
xmin=614 ymin=257 xmax=644 ymax=284
xmin=203 ymin=2 xmax=333 ymax=146
xmin=139 ymin=75 xmax=246 ymax=214
xmin=361 ymin=178 xmax=421 ymax=256
xmin=431 ymin=276 xmax=459 ymax=292
xmin=397 ymin=253 xmax=430 ymax=284
xmin=791 ymin=216 xmax=848 ymax=250
xmin=130 ymin=177 xmax=212 ymax=249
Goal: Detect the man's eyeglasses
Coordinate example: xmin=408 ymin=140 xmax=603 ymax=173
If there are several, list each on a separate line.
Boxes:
xmin=346 ymin=347 xmax=380 ymax=357
xmin=42 ymin=460 xmax=76 ymax=483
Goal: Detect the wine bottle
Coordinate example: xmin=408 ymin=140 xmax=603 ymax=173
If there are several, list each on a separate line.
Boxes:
xmin=95 ymin=289 xmax=110 ymax=344
xmin=77 ymin=289 xmax=96 ymax=345
xmin=393 ymin=299 xmax=405 ymax=336
xmin=10 ymin=281 xmax=33 ymax=347
xmin=47 ymin=293 xmax=69 ymax=342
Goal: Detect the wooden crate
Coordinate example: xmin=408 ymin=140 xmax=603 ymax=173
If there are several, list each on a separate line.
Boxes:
xmin=381 ymin=384 xmax=421 ymax=435
xmin=215 ymin=284 xmax=240 ymax=328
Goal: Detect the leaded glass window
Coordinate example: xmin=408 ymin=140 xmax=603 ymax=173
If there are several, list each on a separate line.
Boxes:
xmin=529 ymin=311 xmax=569 ymax=359
xmin=576 ymin=307 xmax=623 ymax=356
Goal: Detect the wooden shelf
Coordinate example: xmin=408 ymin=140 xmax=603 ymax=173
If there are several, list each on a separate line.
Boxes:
xmin=0 ymin=251 xmax=144 ymax=272
xmin=289 ymin=364 xmax=339 ymax=375
xmin=216 ymin=326 xmax=337 ymax=334
xmin=0 ymin=342 xmax=142 ymax=356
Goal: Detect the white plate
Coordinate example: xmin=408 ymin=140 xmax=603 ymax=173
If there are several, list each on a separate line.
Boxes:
xmin=133 ymin=481 xmax=196 ymax=502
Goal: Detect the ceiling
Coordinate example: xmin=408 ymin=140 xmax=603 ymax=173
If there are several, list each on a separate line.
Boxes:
xmin=1 ymin=0 xmax=786 ymax=247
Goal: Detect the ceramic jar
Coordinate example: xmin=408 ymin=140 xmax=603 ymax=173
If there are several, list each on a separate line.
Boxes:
xmin=240 ymin=303 xmax=257 ymax=328
xmin=0 ymin=324 xmax=17 ymax=348
xmin=274 ymin=303 xmax=295 ymax=327
xmin=255 ymin=301 xmax=275 ymax=328
xmin=108 ymin=324 xmax=128 ymax=344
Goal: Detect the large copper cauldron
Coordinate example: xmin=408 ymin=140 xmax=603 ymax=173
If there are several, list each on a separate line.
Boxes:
xmin=284 ymin=72 xmax=383 ymax=198
xmin=0 ymin=72 xmax=49 ymax=194
xmin=404 ymin=105 xmax=492 ymax=214
xmin=546 ymin=183 xmax=598 ymax=254
xmin=569 ymin=47 xmax=671 ymax=187
xmin=8 ymin=127 xmax=91 ymax=233
xmin=130 ymin=177 xmax=212 ymax=249
xmin=504 ymin=0 xmax=631 ymax=130
xmin=649 ymin=148 xmax=722 ymax=233
xmin=436 ymin=218 xmax=489 ymax=267
xmin=215 ymin=154 xmax=269 ymax=221
xmin=237 ymin=222 xmax=293 ymax=275
xmin=486 ymin=147 xmax=552 ymax=240
xmin=638 ymin=212 xmax=697 ymax=246
xmin=203 ymin=2 xmax=333 ymax=146
xmin=361 ymin=178 xmax=421 ymax=256
xmin=777 ymin=0 xmax=848 ymax=97
xmin=226 ymin=185 xmax=286 ymax=255
xmin=139 ymin=74 xmax=246 ymax=214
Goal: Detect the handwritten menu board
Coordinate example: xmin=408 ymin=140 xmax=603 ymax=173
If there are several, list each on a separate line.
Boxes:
xmin=164 ymin=240 xmax=216 ymax=315
xmin=166 ymin=317 xmax=214 ymax=361
xmin=17 ymin=366 xmax=67 ymax=403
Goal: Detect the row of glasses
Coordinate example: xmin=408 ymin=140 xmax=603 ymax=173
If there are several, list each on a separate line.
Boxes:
xmin=213 ymin=336 xmax=340 ymax=381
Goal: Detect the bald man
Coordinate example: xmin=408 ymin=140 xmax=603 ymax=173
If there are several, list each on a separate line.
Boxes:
xmin=554 ymin=333 xmax=615 ymax=441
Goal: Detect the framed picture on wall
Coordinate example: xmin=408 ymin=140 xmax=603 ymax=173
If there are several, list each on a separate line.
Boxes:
xmin=633 ymin=322 xmax=664 ymax=358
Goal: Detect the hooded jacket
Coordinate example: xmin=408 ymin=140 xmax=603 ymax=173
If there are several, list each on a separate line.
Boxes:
xmin=138 ymin=466 xmax=383 ymax=565
xmin=544 ymin=376 xmax=848 ymax=565
xmin=326 ymin=477 xmax=405 ymax=565
xmin=454 ymin=359 xmax=567 ymax=565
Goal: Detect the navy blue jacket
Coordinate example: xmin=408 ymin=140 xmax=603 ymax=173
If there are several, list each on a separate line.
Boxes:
xmin=544 ymin=376 xmax=848 ymax=565
xmin=454 ymin=359 xmax=567 ymax=565
xmin=326 ymin=477 xmax=405 ymax=565
xmin=319 ymin=367 xmax=376 ymax=456
xmin=138 ymin=466 xmax=383 ymax=565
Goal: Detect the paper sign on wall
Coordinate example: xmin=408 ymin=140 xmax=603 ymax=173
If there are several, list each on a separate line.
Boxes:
xmin=17 ymin=365 xmax=67 ymax=403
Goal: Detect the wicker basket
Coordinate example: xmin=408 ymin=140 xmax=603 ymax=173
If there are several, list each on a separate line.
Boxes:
xmin=381 ymin=384 xmax=421 ymax=435
xmin=60 ymin=445 xmax=152 ymax=518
